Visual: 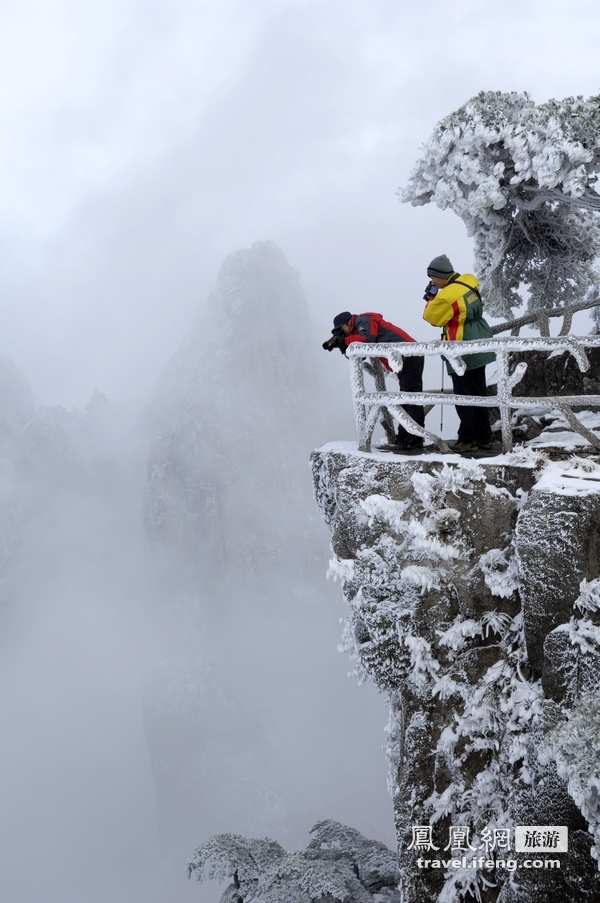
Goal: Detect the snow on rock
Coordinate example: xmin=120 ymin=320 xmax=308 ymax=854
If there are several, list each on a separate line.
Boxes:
xmin=533 ymin=457 xmax=600 ymax=495
xmin=400 ymin=566 xmax=442 ymax=594
xmin=479 ymin=547 xmax=520 ymax=599
xmin=575 ymin=577 xmax=600 ymax=613
xmin=311 ymin=444 xmax=600 ymax=902
xmin=327 ymin=556 xmax=355 ymax=583
xmin=541 ymin=693 xmax=600 ymax=864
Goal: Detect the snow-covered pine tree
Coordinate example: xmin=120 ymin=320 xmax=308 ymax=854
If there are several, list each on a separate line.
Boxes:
xmin=187 ymin=820 xmax=402 ymax=902
xmin=401 ymin=91 xmax=600 ymax=318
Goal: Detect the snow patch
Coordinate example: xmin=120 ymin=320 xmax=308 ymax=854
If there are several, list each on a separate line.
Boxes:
xmin=410 ymin=461 xmax=484 ymax=512
xmin=479 ymin=548 xmax=519 ymax=598
xmin=404 ymin=518 xmax=462 ymax=561
xmin=327 ymin=557 xmax=355 ymax=583
xmin=437 ymin=618 xmax=483 ymax=651
xmin=533 ymin=456 xmax=600 ymax=496
xmin=555 ymin=617 xmax=600 ymax=656
xmin=403 ymin=634 xmax=440 ymax=689
xmin=575 ymin=578 xmax=600 ymax=614
xmin=400 ymin=565 xmax=442 ymax=594
xmin=360 ymin=495 xmax=409 ymax=533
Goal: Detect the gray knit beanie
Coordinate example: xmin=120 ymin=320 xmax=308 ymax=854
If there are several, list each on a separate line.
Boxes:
xmin=427 ymin=254 xmax=454 ymax=278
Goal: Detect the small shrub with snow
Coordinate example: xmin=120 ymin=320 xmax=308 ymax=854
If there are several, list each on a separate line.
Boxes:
xmin=187 ymin=819 xmax=402 ymax=902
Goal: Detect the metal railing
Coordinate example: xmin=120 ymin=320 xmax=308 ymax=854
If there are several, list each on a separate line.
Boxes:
xmin=347 ymin=334 xmax=600 ymax=455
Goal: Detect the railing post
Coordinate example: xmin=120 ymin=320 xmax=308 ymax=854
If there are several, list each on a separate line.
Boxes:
xmin=349 ymin=355 xmax=371 ymax=450
xmin=367 ymin=360 xmax=396 ymax=444
xmin=494 ymin=348 xmax=513 ymax=454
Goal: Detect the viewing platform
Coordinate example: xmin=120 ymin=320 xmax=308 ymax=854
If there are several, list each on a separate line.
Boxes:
xmin=345 ymin=298 xmax=600 ymax=456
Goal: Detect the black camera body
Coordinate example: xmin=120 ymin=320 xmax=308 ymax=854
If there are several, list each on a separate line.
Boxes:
xmin=322 ymin=328 xmax=347 ymax=353
xmin=423 ymin=281 xmax=439 ymax=302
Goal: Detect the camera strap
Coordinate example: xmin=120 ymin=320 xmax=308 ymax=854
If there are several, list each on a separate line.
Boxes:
xmin=447 ymin=274 xmax=482 ymax=301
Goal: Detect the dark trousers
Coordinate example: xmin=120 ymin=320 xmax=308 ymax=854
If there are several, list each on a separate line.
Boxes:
xmin=396 ymin=356 xmax=425 ymax=440
xmin=451 ymin=365 xmax=492 ymax=443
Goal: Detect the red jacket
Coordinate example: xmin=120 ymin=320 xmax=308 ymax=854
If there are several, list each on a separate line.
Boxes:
xmin=343 ymin=312 xmax=416 ymax=371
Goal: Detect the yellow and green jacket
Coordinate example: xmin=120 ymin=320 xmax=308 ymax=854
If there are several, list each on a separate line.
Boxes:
xmin=423 ymin=272 xmax=495 ymax=371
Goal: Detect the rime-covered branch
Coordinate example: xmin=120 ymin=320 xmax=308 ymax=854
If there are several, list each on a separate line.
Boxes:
xmin=187 ymin=821 xmax=402 ymax=902
xmin=401 ymin=91 xmax=600 ymax=317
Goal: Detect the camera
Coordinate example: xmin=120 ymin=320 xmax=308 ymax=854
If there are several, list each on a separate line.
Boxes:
xmin=322 ymin=328 xmax=347 ymax=353
xmin=423 ymin=281 xmax=439 ymax=302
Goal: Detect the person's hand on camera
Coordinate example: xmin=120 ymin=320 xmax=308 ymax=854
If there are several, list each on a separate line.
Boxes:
xmin=423 ymin=281 xmax=439 ymax=302
xmin=322 ymin=328 xmax=347 ymax=353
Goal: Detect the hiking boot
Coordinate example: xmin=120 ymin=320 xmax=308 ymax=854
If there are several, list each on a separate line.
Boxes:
xmin=477 ymin=440 xmax=493 ymax=451
xmin=452 ymin=439 xmax=478 ymax=452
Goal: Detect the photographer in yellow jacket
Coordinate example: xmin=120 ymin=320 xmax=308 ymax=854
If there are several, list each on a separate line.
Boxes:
xmin=423 ymin=254 xmax=495 ymax=452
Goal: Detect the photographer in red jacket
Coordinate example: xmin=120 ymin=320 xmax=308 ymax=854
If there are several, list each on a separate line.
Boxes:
xmin=325 ymin=311 xmax=425 ymax=449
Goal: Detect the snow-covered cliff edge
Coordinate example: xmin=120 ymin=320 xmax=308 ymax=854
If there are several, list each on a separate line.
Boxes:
xmin=312 ymin=444 xmax=600 ymax=902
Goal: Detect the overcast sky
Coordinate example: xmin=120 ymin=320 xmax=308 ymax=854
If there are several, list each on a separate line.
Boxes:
xmin=1 ymin=5 xmax=600 ymax=902
xmin=1 ymin=0 xmax=600 ymax=408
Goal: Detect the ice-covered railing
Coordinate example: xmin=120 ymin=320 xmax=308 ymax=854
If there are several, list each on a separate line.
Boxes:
xmin=347 ymin=333 xmax=600 ymax=455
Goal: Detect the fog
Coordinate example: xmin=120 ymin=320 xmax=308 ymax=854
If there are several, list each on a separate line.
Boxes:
xmin=0 ymin=2 xmax=599 ymax=902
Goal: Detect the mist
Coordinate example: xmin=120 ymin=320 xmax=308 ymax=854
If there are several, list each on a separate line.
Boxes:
xmin=0 ymin=2 xmax=599 ymax=902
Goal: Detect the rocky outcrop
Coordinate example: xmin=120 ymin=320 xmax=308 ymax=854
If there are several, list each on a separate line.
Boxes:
xmin=516 ymin=490 xmax=600 ymax=680
xmin=311 ymin=444 xmax=600 ymax=902
xmin=508 ymin=347 xmax=600 ymax=401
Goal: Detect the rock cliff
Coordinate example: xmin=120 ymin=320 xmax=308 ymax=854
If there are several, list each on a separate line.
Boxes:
xmin=311 ymin=443 xmax=600 ymax=902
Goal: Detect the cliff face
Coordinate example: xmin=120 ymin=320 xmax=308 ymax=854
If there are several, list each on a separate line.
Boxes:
xmin=311 ymin=444 xmax=600 ymax=903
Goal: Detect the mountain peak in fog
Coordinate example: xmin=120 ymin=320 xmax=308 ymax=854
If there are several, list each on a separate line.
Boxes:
xmin=152 ymin=239 xmax=317 ymax=419
xmin=145 ymin=240 xmax=326 ymax=584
